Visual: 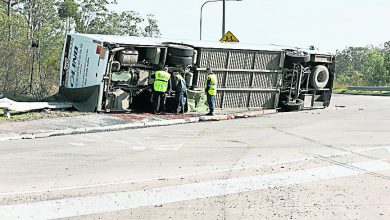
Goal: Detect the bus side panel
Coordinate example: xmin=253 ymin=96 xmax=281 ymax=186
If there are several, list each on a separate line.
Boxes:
xmin=62 ymin=35 xmax=108 ymax=89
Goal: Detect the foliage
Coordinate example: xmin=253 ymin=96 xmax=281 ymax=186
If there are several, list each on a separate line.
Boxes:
xmin=0 ymin=0 xmax=160 ymax=99
xmin=335 ymin=45 xmax=390 ymax=87
xmin=143 ymin=14 xmax=160 ymax=38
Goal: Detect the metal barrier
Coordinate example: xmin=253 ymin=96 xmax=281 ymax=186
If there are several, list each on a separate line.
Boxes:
xmin=347 ymin=86 xmax=390 ymax=92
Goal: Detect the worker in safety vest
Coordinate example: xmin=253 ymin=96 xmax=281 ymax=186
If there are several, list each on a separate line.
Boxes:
xmin=205 ymin=67 xmax=217 ymax=116
xmin=152 ymin=67 xmax=171 ymax=114
xmin=172 ymin=72 xmax=187 ymax=114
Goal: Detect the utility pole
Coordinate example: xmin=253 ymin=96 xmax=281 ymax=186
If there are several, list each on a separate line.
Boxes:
xmin=200 ymin=0 xmax=242 ymax=40
xmin=222 ymin=0 xmax=226 ymax=37
xmin=2 ymin=0 xmax=27 ymax=41
xmin=29 ymin=0 xmax=35 ymax=95
xmin=7 ymin=0 xmax=12 ymax=41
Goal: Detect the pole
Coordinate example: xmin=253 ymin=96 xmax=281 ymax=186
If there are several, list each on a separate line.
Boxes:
xmin=200 ymin=0 xmax=241 ymax=40
xmin=200 ymin=2 xmax=204 ymax=40
xmin=200 ymin=0 xmax=220 ymax=40
xmin=30 ymin=51 xmax=34 ymax=94
xmin=222 ymin=0 xmax=226 ymax=37
xmin=7 ymin=0 xmax=11 ymax=41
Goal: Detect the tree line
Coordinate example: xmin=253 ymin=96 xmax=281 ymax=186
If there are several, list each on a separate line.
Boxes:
xmin=0 ymin=0 xmax=160 ymax=99
xmin=335 ymin=42 xmax=390 ymax=87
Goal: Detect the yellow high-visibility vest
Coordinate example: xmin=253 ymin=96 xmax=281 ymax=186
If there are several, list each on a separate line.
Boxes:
xmin=154 ymin=71 xmax=170 ymax=92
xmin=206 ymin=74 xmax=217 ymax=96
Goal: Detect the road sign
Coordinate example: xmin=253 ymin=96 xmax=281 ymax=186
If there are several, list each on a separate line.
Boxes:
xmin=220 ymin=31 xmax=239 ymax=43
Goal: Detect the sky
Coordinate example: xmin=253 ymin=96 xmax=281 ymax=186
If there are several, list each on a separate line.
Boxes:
xmin=108 ymin=0 xmax=390 ymax=53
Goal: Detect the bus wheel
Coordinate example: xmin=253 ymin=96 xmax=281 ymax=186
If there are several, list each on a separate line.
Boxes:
xmin=281 ymin=99 xmax=304 ymax=111
xmin=167 ymin=44 xmax=194 ymax=57
xmin=167 ymin=54 xmax=193 ymax=66
xmin=310 ymin=65 xmax=329 ymax=89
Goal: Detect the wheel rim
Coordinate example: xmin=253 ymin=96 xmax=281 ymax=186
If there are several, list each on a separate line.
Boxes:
xmin=317 ymin=71 xmax=328 ymax=83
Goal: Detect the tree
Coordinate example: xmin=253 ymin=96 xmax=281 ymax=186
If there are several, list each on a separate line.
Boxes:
xmin=364 ymin=50 xmax=388 ymax=86
xmin=142 ymin=14 xmax=160 ymax=37
xmin=0 ymin=0 xmax=161 ymax=99
xmin=57 ymin=0 xmax=78 ymax=34
xmin=73 ymin=0 xmax=117 ymax=33
xmin=86 ymin=11 xmax=144 ymax=36
xmin=335 ymin=45 xmax=390 ymax=87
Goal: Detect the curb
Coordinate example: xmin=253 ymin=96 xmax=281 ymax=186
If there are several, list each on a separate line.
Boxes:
xmin=0 ymin=110 xmax=276 ymax=142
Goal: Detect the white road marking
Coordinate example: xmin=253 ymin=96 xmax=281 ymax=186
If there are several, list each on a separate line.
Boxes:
xmin=384 ymin=146 xmax=390 ymax=153
xmin=162 ymin=134 xmax=198 ymax=138
xmin=113 ymin=140 xmax=130 ymax=145
xmin=154 ymin=144 xmax=184 ymax=151
xmin=69 ymin=143 xmax=86 ymax=147
xmin=0 ymin=146 xmax=384 ymax=197
xmin=1 ymin=160 xmax=389 ymax=220
xmin=132 ymin=146 xmax=146 ymax=151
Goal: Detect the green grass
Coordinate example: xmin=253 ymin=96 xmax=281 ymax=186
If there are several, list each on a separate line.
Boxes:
xmin=0 ymin=110 xmax=88 ymax=122
xmin=187 ymin=90 xmax=209 ymax=113
xmin=333 ymin=84 xmax=390 ymax=95
xmin=333 ymin=88 xmax=390 ymax=95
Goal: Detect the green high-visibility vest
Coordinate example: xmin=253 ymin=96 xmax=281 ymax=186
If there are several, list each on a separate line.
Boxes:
xmin=154 ymin=71 xmax=170 ymax=92
xmin=206 ymin=74 xmax=217 ymax=96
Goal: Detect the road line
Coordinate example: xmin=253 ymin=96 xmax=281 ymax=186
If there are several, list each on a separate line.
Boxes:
xmin=1 ymin=160 xmax=389 ymax=220
xmin=154 ymin=144 xmax=184 ymax=151
xmin=132 ymin=146 xmax=147 ymax=151
xmin=113 ymin=140 xmax=131 ymax=145
xmin=0 ymin=146 xmax=384 ymax=197
xmin=69 ymin=143 xmax=86 ymax=147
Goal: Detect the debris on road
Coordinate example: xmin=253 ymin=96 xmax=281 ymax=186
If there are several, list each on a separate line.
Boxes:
xmin=0 ymin=97 xmax=72 ymax=118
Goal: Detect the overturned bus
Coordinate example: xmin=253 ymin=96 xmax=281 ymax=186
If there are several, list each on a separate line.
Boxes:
xmin=59 ymin=33 xmax=335 ymax=112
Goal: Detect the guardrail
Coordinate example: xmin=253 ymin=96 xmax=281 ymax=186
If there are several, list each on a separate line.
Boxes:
xmin=347 ymin=86 xmax=390 ymax=92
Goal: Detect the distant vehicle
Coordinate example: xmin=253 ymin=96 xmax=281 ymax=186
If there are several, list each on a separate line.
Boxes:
xmin=59 ymin=33 xmax=335 ymax=112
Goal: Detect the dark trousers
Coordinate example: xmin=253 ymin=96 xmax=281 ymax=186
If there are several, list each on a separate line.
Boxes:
xmin=175 ymin=91 xmax=186 ymax=113
xmin=152 ymin=91 xmax=166 ymax=113
xmin=207 ymin=94 xmax=215 ymax=113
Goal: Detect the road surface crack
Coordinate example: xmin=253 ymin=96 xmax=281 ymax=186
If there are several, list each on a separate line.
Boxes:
xmin=271 ymin=126 xmax=390 ymax=181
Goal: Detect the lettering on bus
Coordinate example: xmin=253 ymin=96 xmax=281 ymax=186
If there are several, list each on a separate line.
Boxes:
xmin=70 ymin=46 xmax=79 ymax=87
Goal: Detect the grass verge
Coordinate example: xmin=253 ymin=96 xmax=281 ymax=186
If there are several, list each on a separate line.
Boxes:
xmin=0 ymin=110 xmax=88 ymax=122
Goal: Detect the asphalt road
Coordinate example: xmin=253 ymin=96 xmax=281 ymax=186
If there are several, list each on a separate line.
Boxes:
xmin=0 ymin=94 xmax=390 ymax=220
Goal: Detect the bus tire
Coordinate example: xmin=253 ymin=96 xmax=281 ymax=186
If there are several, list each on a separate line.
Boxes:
xmin=167 ymin=45 xmax=194 ymax=57
xmin=281 ymin=99 xmax=304 ymax=111
xmin=167 ymin=54 xmax=193 ymax=66
xmin=311 ymin=65 xmax=329 ymax=89
xmin=285 ymin=51 xmax=310 ymax=64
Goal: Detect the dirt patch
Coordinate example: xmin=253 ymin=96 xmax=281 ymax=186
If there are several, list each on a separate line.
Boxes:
xmin=0 ymin=110 xmax=87 ymax=123
xmin=111 ymin=113 xmax=200 ymax=121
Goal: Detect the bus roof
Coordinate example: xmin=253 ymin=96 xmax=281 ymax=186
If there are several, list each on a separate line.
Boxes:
xmin=73 ymin=33 xmax=331 ymax=55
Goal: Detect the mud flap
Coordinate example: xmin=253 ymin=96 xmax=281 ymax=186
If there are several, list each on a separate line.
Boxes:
xmin=58 ymin=86 xmax=100 ymax=112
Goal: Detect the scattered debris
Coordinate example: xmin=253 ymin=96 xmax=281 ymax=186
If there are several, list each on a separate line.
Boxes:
xmin=0 ymin=97 xmax=72 ymax=118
